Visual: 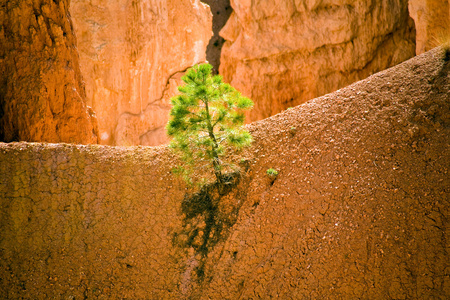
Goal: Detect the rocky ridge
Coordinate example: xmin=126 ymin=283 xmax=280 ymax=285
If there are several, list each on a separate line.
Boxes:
xmin=1 ymin=46 xmax=448 ymax=298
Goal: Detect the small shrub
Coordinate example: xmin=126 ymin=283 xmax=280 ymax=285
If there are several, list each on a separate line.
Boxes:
xmin=166 ymin=63 xmax=254 ymax=188
xmin=266 ymin=168 xmax=278 ymax=177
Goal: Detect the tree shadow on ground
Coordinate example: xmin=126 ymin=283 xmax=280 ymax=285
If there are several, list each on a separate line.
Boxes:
xmin=172 ymin=171 xmax=246 ymax=281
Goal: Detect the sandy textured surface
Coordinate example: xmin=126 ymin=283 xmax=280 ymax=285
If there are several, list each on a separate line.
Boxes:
xmin=0 ymin=47 xmax=449 ymax=298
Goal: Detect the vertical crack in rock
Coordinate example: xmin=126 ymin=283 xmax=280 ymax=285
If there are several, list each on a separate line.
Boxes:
xmin=201 ymin=0 xmax=233 ymax=73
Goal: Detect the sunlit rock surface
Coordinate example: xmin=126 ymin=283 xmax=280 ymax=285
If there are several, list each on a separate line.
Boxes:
xmin=219 ymin=0 xmax=416 ymax=122
xmin=0 ymin=0 xmax=98 ymax=144
xmin=71 ymin=0 xmax=212 ymax=145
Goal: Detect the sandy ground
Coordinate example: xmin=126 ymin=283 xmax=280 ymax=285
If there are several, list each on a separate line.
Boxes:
xmin=0 ymin=47 xmax=449 ymax=298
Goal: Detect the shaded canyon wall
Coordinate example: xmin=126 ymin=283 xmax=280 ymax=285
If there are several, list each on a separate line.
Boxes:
xmin=70 ymin=0 xmax=212 ymax=146
xmin=0 ymin=0 xmax=98 ymax=144
xmin=219 ymin=0 xmax=417 ymax=122
xmin=1 ymin=47 xmax=448 ymax=299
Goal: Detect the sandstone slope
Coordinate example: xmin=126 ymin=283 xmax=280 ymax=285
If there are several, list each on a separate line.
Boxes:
xmin=220 ymin=0 xmax=416 ymax=123
xmin=70 ymin=0 xmax=212 ymax=146
xmin=0 ymin=47 xmax=449 ymax=298
xmin=0 ymin=0 xmax=98 ymax=144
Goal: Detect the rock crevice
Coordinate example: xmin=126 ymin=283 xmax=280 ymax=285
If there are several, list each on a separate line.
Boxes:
xmin=201 ymin=0 xmax=233 ymax=73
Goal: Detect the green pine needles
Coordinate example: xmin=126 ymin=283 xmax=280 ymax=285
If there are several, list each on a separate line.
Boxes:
xmin=167 ymin=63 xmax=254 ymax=186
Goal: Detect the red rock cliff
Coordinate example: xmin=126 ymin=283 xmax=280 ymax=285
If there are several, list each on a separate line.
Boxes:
xmin=0 ymin=0 xmax=98 ymax=144
xmin=70 ymin=0 xmax=212 ymax=146
xmin=220 ymin=0 xmax=416 ymax=123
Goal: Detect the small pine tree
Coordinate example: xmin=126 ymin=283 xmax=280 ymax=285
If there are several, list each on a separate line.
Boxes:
xmin=166 ymin=63 xmax=253 ymax=186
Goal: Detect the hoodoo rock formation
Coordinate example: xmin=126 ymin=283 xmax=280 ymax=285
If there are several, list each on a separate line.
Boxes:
xmin=219 ymin=0 xmax=416 ymax=122
xmin=1 ymin=47 xmax=448 ymax=298
xmin=409 ymin=0 xmax=450 ymax=54
xmin=0 ymin=0 xmax=98 ymax=144
xmin=70 ymin=0 xmax=212 ymax=146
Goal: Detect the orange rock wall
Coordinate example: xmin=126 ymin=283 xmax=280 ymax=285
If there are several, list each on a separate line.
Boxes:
xmin=409 ymin=0 xmax=450 ymax=54
xmin=219 ymin=0 xmax=416 ymax=122
xmin=2 ymin=0 xmax=447 ymax=147
xmin=70 ymin=0 xmax=212 ymax=146
xmin=0 ymin=48 xmax=449 ymax=298
xmin=0 ymin=0 xmax=98 ymax=144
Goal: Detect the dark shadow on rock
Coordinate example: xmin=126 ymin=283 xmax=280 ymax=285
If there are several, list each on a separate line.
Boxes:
xmin=201 ymin=0 xmax=233 ymax=73
xmin=172 ymin=171 xmax=245 ymax=281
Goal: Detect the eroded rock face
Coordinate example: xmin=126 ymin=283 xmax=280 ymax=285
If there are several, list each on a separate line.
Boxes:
xmin=70 ymin=0 xmax=212 ymax=145
xmin=219 ymin=0 xmax=416 ymax=122
xmin=0 ymin=0 xmax=98 ymax=144
xmin=409 ymin=0 xmax=450 ymax=54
